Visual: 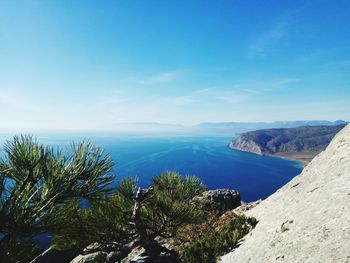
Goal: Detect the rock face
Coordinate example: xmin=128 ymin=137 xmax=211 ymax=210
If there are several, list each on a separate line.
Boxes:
xmin=194 ymin=189 xmax=241 ymax=211
xmin=229 ymin=136 xmax=263 ymax=155
xmin=70 ymin=243 xmax=133 ymax=263
xmin=120 ymin=246 xmax=179 ymax=263
xmin=70 ymin=245 xmax=179 ymax=263
xmin=220 ymin=124 xmax=350 ymax=262
xmin=71 ymin=252 xmax=107 ymax=263
xmin=229 ymin=124 xmax=346 ymax=165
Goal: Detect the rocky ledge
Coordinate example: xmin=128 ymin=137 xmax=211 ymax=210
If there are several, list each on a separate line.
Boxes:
xmin=221 ymin=123 xmax=350 ymax=262
xmin=69 ymin=189 xmax=241 ymax=263
xmin=193 ymin=189 xmax=241 ymax=212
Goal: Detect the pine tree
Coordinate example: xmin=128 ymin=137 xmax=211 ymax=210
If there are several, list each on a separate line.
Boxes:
xmin=132 ymin=172 xmax=207 ymax=254
xmin=0 ymin=135 xmax=115 ymax=262
xmin=0 ymin=136 xmax=208 ymax=262
xmin=51 ymin=177 xmax=137 ymax=252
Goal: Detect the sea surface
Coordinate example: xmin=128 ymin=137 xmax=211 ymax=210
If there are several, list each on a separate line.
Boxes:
xmin=0 ymin=133 xmax=302 ymax=202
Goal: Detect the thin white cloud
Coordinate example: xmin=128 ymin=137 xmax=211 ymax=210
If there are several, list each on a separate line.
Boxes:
xmin=136 ymin=70 xmax=180 ymax=85
xmin=0 ymin=90 xmax=34 ymax=110
xmin=162 ymin=96 xmax=193 ymax=106
xmin=194 ymin=88 xmax=249 ymax=104
xmin=192 ymin=78 xmax=300 ymax=104
xmin=248 ymin=21 xmax=289 ymax=57
xmin=249 ymin=78 xmax=300 ymax=92
xmin=94 ymin=91 xmax=130 ymax=107
xmin=0 ymin=77 xmax=303 ymax=131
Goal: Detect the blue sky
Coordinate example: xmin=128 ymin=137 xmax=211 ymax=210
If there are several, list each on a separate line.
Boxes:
xmin=0 ymin=0 xmax=349 ymax=131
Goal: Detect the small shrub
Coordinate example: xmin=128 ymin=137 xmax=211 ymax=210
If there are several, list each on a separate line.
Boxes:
xmin=181 ymin=215 xmax=257 ymax=263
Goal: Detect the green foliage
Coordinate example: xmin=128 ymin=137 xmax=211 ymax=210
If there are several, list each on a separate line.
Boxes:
xmin=51 ymin=177 xmax=137 ymax=251
xmin=0 ymin=135 xmax=233 ymax=262
xmin=181 ymin=215 xmax=258 ymax=263
xmin=53 ymin=171 xmax=207 ymax=253
xmin=0 ymin=135 xmax=115 ymax=261
xmin=140 ymin=171 xmax=207 ymax=239
xmin=0 ymin=235 xmax=40 ymax=263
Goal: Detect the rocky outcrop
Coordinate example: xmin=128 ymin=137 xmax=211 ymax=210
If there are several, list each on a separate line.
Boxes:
xmin=220 ymin=124 xmax=350 ymax=262
xmin=120 ymin=246 xmax=179 ymax=263
xmin=229 ymin=136 xmax=263 ymax=155
xmin=71 ymin=244 xmax=179 ymax=263
xmin=193 ymin=189 xmax=241 ymax=212
xmin=70 ymin=243 xmax=133 ymax=263
xmin=229 ymin=124 xmax=346 ymax=165
xmin=69 ymin=189 xmax=242 ymax=263
xmin=71 ymin=252 xmax=107 ymax=263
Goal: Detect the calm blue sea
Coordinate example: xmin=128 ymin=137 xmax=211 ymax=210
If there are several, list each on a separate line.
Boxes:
xmin=0 ymin=133 xmax=302 ymax=202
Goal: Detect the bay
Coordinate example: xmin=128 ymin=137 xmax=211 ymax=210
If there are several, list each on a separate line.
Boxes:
xmin=0 ymin=133 xmax=302 ymax=202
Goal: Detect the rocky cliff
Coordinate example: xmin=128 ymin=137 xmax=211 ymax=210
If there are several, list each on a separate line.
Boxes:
xmin=220 ymin=124 xmax=350 ymax=262
xmin=229 ymin=124 xmax=346 ymax=165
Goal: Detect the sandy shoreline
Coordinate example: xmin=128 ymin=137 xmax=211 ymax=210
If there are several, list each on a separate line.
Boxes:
xmin=265 ymin=151 xmax=321 ymax=167
xmin=229 ymin=146 xmax=319 ymax=168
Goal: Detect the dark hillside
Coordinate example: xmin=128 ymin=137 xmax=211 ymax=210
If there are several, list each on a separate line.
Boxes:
xmin=229 ymin=124 xmax=346 ymax=165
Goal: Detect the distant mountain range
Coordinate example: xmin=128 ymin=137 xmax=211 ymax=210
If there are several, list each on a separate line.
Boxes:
xmin=194 ymin=120 xmax=347 ymax=133
xmin=112 ymin=120 xmax=348 ymax=135
xmin=229 ymin=124 xmax=347 ymax=165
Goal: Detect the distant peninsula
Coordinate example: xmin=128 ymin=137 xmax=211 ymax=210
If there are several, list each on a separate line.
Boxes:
xmin=229 ymin=124 xmax=347 ymax=166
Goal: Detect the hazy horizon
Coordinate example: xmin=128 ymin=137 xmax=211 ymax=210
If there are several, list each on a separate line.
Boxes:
xmin=0 ymin=119 xmax=346 ymax=134
xmin=1 ymin=1 xmax=349 ymax=131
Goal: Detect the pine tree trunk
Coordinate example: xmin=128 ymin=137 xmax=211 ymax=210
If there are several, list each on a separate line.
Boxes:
xmin=132 ymin=187 xmax=161 ymax=254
